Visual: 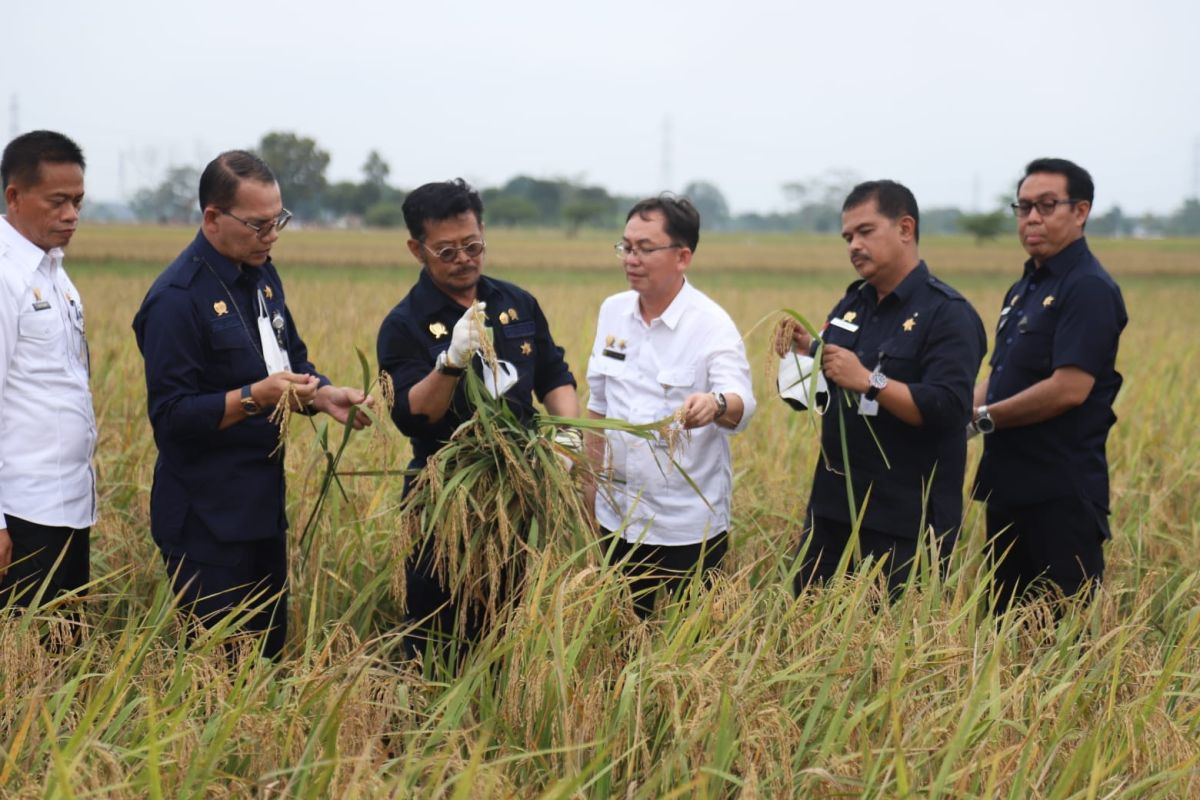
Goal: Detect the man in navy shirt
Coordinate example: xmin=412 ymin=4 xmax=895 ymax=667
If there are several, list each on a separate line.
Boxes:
xmin=133 ymin=151 xmax=370 ymax=659
xmin=377 ymin=178 xmax=579 ymax=650
xmin=780 ymin=180 xmax=986 ymax=596
xmin=971 ymin=158 xmax=1126 ymax=610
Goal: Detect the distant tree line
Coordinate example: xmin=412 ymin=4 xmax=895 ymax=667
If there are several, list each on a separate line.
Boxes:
xmin=125 ymin=131 xmax=1200 ymax=238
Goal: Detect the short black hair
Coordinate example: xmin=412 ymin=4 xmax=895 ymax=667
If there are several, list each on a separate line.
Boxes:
xmin=625 ymin=194 xmax=700 ymax=251
xmin=198 ymin=150 xmax=276 ymax=212
xmin=1 ymin=130 xmax=86 ymax=190
xmin=842 ymin=180 xmax=921 ymax=243
xmin=402 ymin=178 xmax=484 ymax=240
xmin=1018 ymin=158 xmax=1095 ymax=205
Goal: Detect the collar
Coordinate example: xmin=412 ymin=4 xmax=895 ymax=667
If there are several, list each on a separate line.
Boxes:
xmin=0 ymin=215 xmax=60 ymax=281
xmin=193 ymin=229 xmax=267 ymax=287
xmin=858 ymin=260 xmax=928 ymax=306
xmin=1022 ymin=236 xmax=1088 ymax=279
xmin=627 ymin=278 xmax=694 ymax=330
xmin=414 ymin=267 xmax=498 ymax=315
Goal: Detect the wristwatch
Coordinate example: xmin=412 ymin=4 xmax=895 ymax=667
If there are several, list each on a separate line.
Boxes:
xmin=240 ymin=384 xmax=261 ymax=415
xmin=436 ymin=350 xmax=466 ymax=377
xmin=974 ymin=405 xmax=995 ymax=434
xmin=711 ymin=391 xmax=728 ymax=418
xmin=865 ymin=369 xmax=888 ymax=401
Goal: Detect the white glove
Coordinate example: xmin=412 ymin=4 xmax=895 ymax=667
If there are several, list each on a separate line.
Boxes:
xmin=447 ymin=302 xmax=486 ymax=368
xmin=553 ymin=427 xmax=583 ymax=473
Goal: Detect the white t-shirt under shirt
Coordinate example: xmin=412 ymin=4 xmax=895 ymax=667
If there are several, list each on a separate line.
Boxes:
xmin=586 ymin=280 xmax=755 ymax=546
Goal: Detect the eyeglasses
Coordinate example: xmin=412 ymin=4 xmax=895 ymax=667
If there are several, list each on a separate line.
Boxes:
xmin=423 ymin=240 xmax=486 ymax=263
xmin=223 ymin=209 xmax=293 ymax=238
xmin=614 ymin=242 xmax=681 ymax=259
xmin=1010 ymin=198 xmax=1080 ymax=218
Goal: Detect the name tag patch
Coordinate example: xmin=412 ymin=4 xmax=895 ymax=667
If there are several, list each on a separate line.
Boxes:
xmin=830 ymin=317 xmax=860 ymax=333
xmin=602 ymin=348 xmax=626 ymax=361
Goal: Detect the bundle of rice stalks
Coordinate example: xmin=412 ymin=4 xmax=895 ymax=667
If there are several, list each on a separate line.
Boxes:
xmin=390 ymin=370 xmax=687 ymax=634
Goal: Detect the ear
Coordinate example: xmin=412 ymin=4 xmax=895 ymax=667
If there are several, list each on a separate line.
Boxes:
xmin=898 ymin=215 xmax=917 ymax=243
xmin=4 ymin=184 xmax=19 ymax=211
xmin=406 ymin=238 xmax=425 ymax=265
xmin=676 ymin=246 xmax=694 ymax=274
xmin=1072 ymin=200 xmax=1091 ymax=228
xmin=201 ymin=205 xmax=222 ymax=234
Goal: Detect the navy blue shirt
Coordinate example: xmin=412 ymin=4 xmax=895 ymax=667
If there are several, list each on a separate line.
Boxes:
xmin=132 ymin=231 xmax=327 ymax=550
xmin=809 ymin=262 xmax=986 ymax=539
xmin=377 ymin=269 xmax=575 ymax=477
xmin=975 ymin=237 xmax=1126 ymax=514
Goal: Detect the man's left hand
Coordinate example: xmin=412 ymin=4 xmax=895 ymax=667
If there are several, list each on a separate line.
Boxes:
xmin=681 ymin=392 xmax=721 ymax=429
xmin=821 ymin=344 xmax=872 ymax=393
xmin=313 ymin=385 xmax=375 ymax=429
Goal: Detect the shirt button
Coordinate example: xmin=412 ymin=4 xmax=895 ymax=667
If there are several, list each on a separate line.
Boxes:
xmin=996 ymin=365 xmax=1004 ymax=372
xmin=857 ymin=350 xmax=865 ymax=358
xmin=1005 ymin=337 xmax=1012 ymax=345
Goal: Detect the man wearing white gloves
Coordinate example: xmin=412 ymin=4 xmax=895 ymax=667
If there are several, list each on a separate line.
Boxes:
xmin=377 ymin=178 xmax=579 ymax=651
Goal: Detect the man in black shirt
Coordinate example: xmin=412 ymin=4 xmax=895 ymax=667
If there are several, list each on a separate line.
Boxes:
xmin=971 ymin=158 xmax=1126 ymax=610
xmin=781 ymin=180 xmax=986 ymax=596
xmin=377 ymin=179 xmax=579 ymax=650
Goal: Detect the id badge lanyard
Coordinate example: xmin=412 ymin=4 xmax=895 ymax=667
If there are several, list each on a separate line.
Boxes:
xmin=256 ymin=289 xmax=292 ymax=374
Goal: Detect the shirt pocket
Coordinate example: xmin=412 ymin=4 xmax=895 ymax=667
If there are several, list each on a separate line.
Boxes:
xmin=209 ymin=317 xmax=251 ymax=352
xmin=18 ymin=307 xmax=61 ymax=343
xmin=1009 ymin=319 xmax=1053 ymax=374
xmin=656 ymin=364 xmax=701 ymax=408
xmin=880 ymin=337 xmax=923 ymax=383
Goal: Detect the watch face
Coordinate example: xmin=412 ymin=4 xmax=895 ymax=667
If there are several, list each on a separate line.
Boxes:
xmin=870 ymin=371 xmax=888 ymax=389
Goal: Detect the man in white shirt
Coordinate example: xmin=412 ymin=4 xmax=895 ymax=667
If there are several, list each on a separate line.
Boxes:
xmin=585 ymin=196 xmax=755 ymax=617
xmin=0 ymin=131 xmax=95 ymax=608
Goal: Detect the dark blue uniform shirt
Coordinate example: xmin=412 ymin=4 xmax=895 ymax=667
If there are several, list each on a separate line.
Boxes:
xmin=132 ymin=232 xmax=327 ymax=551
xmin=975 ymin=237 xmax=1126 ymax=516
xmin=809 ymin=262 xmax=986 ymax=539
xmin=377 ymin=269 xmax=575 ymax=479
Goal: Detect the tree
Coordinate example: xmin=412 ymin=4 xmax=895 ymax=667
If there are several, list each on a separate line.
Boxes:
xmin=682 ymin=180 xmax=730 ymax=229
xmin=129 ymin=165 xmax=200 ymax=224
xmin=1167 ymin=198 xmax=1200 ymax=236
xmin=256 ymin=131 xmax=330 ymax=220
xmin=486 ymin=195 xmax=540 ymax=227
xmin=562 ymin=199 xmax=612 ymax=237
xmin=364 ymin=202 xmax=406 ymax=228
xmin=958 ymin=211 xmax=1009 ymax=245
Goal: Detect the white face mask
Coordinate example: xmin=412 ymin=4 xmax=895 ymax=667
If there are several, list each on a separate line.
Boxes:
xmin=257 ymin=289 xmax=292 ymax=374
xmin=777 ymin=353 xmax=828 ymax=413
xmin=480 ymin=357 xmax=518 ymax=399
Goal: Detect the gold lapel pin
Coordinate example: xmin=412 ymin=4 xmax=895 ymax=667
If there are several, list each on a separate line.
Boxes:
xmin=605 ymin=335 xmax=615 ymax=347
xmin=213 ymin=300 xmax=228 ymax=316
xmin=499 ymin=311 xmax=510 ymax=325
xmin=1042 ymin=295 xmax=1055 ymax=308
xmin=429 ymin=321 xmax=449 ymax=339
xmin=264 ymin=286 xmax=274 ymax=299
xmin=902 ymin=317 xmax=916 ymax=332
xmin=520 ymin=341 xmax=532 ymax=356
xmin=843 ymin=311 xmax=857 ymax=322
xmin=508 ymin=307 xmax=519 ymax=321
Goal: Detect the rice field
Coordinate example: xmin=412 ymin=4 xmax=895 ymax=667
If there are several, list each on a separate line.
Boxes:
xmin=2 ymin=224 xmax=1198 ymax=798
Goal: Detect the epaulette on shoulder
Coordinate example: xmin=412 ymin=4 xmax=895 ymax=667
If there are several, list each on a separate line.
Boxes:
xmin=927 ymin=275 xmax=964 ymax=300
xmin=167 ymin=255 xmax=205 ymax=289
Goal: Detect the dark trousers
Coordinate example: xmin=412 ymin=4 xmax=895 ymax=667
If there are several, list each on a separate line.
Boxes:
xmin=161 ymin=514 xmax=288 ymax=661
xmin=985 ymin=496 xmax=1106 ymax=612
xmin=602 ymin=529 xmax=729 ymax=619
xmin=793 ymin=514 xmax=947 ymax=599
xmin=0 ymin=516 xmax=90 ymax=608
xmin=402 ymin=542 xmax=525 ymax=659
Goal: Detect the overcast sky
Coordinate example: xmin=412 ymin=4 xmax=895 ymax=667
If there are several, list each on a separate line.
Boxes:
xmin=5 ymin=0 xmax=1198 ymax=216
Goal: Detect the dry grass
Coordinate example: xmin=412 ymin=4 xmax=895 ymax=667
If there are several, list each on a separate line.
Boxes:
xmin=1 ymin=227 xmax=1198 ymax=797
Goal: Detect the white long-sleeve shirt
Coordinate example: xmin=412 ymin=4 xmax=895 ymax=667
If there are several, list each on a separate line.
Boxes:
xmin=0 ymin=216 xmax=97 ymax=530
xmin=586 ymin=280 xmax=755 ymax=546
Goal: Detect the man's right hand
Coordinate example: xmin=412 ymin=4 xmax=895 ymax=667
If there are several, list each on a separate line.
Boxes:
xmin=252 ymin=372 xmax=320 ymax=409
xmin=447 ymin=302 xmax=486 ymax=368
xmin=0 ymin=528 xmax=12 ymax=581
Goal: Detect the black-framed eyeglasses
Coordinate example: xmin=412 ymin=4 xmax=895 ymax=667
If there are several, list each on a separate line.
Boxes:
xmin=424 ymin=240 xmax=486 ymax=263
xmin=614 ymin=242 xmax=681 ymax=259
xmin=1010 ymin=198 xmax=1080 ymax=218
xmin=223 ymin=208 xmax=293 ymax=238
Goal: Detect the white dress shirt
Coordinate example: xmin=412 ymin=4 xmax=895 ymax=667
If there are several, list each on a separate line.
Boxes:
xmin=586 ymin=280 xmax=756 ymax=546
xmin=0 ymin=216 xmax=97 ymax=530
